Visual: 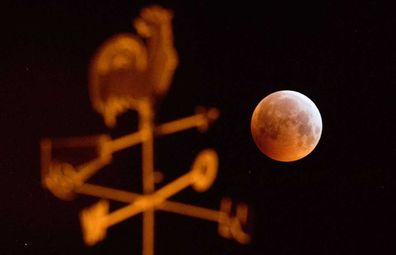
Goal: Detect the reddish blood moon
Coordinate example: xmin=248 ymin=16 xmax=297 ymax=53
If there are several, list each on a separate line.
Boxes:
xmin=251 ymin=90 xmax=322 ymax=162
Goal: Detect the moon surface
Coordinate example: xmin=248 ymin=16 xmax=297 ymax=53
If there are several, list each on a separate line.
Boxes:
xmin=251 ymin=90 xmax=322 ymax=162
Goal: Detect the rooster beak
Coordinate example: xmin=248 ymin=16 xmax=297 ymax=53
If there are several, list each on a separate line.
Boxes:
xmin=134 ymin=18 xmax=151 ymax=38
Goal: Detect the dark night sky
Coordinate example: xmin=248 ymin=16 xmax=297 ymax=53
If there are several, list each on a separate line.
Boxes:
xmin=1 ymin=1 xmax=393 ymax=254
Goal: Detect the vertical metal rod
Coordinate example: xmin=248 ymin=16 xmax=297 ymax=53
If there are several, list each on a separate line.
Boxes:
xmin=139 ymin=100 xmax=155 ymax=255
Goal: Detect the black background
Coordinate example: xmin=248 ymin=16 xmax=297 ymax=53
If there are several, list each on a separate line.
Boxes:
xmin=1 ymin=0 xmax=392 ymax=254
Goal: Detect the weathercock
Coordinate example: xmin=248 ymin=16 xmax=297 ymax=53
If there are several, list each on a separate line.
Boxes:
xmin=89 ymin=6 xmax=178 ymax=127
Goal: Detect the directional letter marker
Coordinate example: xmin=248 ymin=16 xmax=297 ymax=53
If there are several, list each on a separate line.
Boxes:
xmin=40 ymin=5 xmax=251 ymax=255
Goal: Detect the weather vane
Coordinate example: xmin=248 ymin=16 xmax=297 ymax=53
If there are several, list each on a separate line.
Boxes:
xmin=40 ymin=6 xmax=250 ymax=255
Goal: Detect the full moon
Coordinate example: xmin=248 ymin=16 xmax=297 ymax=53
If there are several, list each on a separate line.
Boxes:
xmin=251 ymin=90 xmax=322 ymax=162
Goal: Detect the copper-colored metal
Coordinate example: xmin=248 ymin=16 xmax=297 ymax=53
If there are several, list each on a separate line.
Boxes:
xmin=40 ymin=5 xmax=251 ymax=255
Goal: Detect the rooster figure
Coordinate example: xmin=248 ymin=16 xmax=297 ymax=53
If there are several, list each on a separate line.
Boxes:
xmin=89 ymin=6 xmax=178 ymax=127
